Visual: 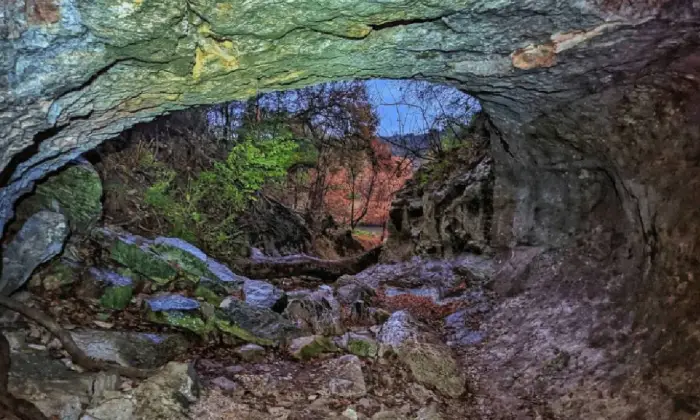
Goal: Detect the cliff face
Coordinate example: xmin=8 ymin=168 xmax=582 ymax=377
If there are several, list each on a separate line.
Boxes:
xmin=387 ymin=119 xmax=495 ymax=258
xmin=2 ymin=0 xmax=700 ymax=417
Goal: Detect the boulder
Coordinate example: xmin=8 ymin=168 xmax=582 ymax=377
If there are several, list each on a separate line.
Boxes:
xmin=243 ymin=279 xmax=287 ymax=312
xmin=320 ymin=355 xmax=367 ymax=398
xmin=14 ymin=160 xmax=103 ymax=235
xmin=0 ymin=211 xmax=69 ymax=296
xmin=216 ymin=298 xmax=301 ymax=346
xmin=94 ymin=228 xmax=178 ymax=285
xmin=85 ymin=362 xmax=199 ymax=420
xmin=285 ymin=285 xmax=344 ymax=336
xmin=9 ymin=349 xmax=120 ymax=419
xmin=377 ymin=311 xmax=465 ymax=398
xmin=339 ymin=332 xmax=378 ymax=358
xmin=69 ymin=329 xmax=190 ymax=369
xmin=93 ymin=229 xmax=247 ymax=291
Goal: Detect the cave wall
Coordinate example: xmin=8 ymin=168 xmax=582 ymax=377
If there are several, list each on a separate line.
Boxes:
xmin=2 ymin=0 xmax=700 ymax=413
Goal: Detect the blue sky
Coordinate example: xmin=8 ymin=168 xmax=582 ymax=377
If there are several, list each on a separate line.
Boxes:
xmin=365 ymin=79 xmax=480 ymax=137
xmin=366 ymin=79 xmax=429 ymax=136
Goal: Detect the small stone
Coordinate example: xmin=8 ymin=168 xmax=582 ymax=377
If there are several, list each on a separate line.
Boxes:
xmin=146 ymin=294 xmax=201 ymax=312
xmin=92 ymin=320 xmax=114 ymax=329
xmin=224 ymin=365 xmax=245 ymax=376
xmin=236 ymin=343 xmax=266 ymax=362
xmin=211 ymin=376 xmax=238 ymax=393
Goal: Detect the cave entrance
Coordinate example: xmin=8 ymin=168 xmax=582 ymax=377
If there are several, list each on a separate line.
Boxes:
xmin=73 ymin=79 xmax=480 ymax=261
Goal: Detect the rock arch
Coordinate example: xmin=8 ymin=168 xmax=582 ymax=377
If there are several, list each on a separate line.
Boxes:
xmin=1 ymin=0 xmax=700 ymax=415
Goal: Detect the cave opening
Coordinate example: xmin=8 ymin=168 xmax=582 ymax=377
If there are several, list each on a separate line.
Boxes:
xmin=39 ymin=79 xmax=481 ymax=263
xmin=1 ymin=1 xmax=699 ymax=418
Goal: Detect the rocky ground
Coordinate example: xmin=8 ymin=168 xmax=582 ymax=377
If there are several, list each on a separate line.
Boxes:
xmin=3 ymin=220 xmax=503 ymax=420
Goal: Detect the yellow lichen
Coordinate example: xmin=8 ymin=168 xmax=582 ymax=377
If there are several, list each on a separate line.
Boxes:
xmin=264 ymin=70 xmax=306 ymax=86
xmin=192 ymin=38 xmax=240 ymax=81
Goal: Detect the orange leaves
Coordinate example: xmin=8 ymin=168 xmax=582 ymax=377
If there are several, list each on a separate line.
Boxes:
xmin=373 ymin=288 xmax=457 ymax=323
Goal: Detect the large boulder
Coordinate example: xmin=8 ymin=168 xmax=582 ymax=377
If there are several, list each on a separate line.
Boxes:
xmin=243 ymin=279 xmax=287 ymax=312
xmin=377 ymin=311 xmax=465 ymax=398
xmin=14 ymin=160 xmax=103 ymax=235
xmin=216 ymin=297 xmax=301 ymax=346
xmin=285 ymin=285 xmax=344 ymax=336
xmin=0 ymin=211 xmax=69 ymax=295
xmin=70 ymin=329 xmax=190 ymax=369
xmin=93 ymin=229 xmax=247 ymax=291
xmin=84 ymin=362 xmax=199 ymax=420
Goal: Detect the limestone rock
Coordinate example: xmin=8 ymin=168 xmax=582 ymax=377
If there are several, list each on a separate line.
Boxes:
xmin=69 ymin=329 xmax=190 ymax=369
xmin=340 ymin=332 xmax=378 ymax=358
xmin=285 ymin=285 xmax=344 ymax=336
xmin=243 ymin=279 xmax=287 ymax=312
xmin=217 ymin=298 xmax=301 ymax=346
xmin=146 ymin=294 xmax=201 ymax=312
xmin=236 ymin=343 xmax=266 ymax=362
xmin=288 ymin=335 xmax=337 ymax=360
xmin=387 ymin=151 xmax=494 ymax=257
xmin=335 ymin=280 xmax=375 ymax=305
xmin=14 ymin=160 xmax=103 ymax=235
xmin=320 ymin=355 xmax=367 ymax=398
xmin=9 ymin=350 xmax=120 ymax=419
xmin=86 ymin=362 xmax=199 ymax=420
xmin=0 ymin=211 xmax=69 ymax=296
xmin=378 ymin=311 xmax=465 ymax=398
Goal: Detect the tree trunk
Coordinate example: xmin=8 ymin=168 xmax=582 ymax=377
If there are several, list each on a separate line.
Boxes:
xmin=233 ymin=245 xmax=382 ymax=282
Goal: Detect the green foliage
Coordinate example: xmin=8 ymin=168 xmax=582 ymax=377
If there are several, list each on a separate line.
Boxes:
xmin=143 ymin=134 xmax=299 ymax=260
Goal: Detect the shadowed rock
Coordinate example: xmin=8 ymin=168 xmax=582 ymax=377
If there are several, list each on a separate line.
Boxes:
xmin=0 ymin=211 xmax=69 ymax=296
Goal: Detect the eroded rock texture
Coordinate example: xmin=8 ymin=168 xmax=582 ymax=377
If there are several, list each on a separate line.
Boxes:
xmin=1 ymin=0 xmax=699 ymax=418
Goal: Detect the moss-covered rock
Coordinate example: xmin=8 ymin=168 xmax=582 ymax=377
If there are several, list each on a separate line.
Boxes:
xmin=346 ymin=334 xmax=378 ymax=358
xmin=110 ymin=238 xmax=178 ymax=285
xmin=100 ymin=285 xmax=134 ymax=310
xmin=377 ymin=311 xmax=465 ymax=398
xmin=194 ymin=285 xmax=223 ymax=306
xmin=14 ymin=161 xmax=103 ymax=235
xmin=397 ymin=342 xmax=465 ymax=399
xmin=216 ymin=298 xmax=301 ymax=346
xmin=288 ymin=335 xmax=336 ymax=360
xmin=147 ymin=310 xmax=212 ymax=336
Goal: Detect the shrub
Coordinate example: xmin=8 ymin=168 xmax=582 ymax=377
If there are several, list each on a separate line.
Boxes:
xmin=144 ymin=134 xmax=299 ymax=260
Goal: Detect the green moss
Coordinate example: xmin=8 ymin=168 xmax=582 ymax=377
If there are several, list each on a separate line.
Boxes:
xmin=347 ymin=337 xmax=378 ymax=358
xmin=147 ymin=310 xmax=212 ymax=336
xmin=291 ymin=336 xmax=336 ymax=360
xmin=111 ymin=240 xmax=178 ymax=284
xmin=100 ymin=285 xmax=133 ymax=310
xmin=195 ymin=285 xmax=223 ymax=305
xmin=213 ymin=317 xmax=274 ymax=346
xmin=152 ymin=243 xmax=214 ymax=281
xmin=16 ymin=164 xmax=103 ymax=234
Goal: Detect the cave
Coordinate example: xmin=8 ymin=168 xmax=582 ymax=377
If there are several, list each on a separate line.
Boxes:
xmin=1 ymin=0 xmax=700 ymax=418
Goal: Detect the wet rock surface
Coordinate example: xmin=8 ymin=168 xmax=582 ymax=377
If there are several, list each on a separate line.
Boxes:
xmin=1 ymin=210 xmax=69 ymax=296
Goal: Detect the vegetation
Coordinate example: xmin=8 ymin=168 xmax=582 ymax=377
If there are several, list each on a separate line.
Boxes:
xmin=143 ymin=132 xmax=299 ymax=258
xmin=95 ymin=80 xmax=478 ymax=261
